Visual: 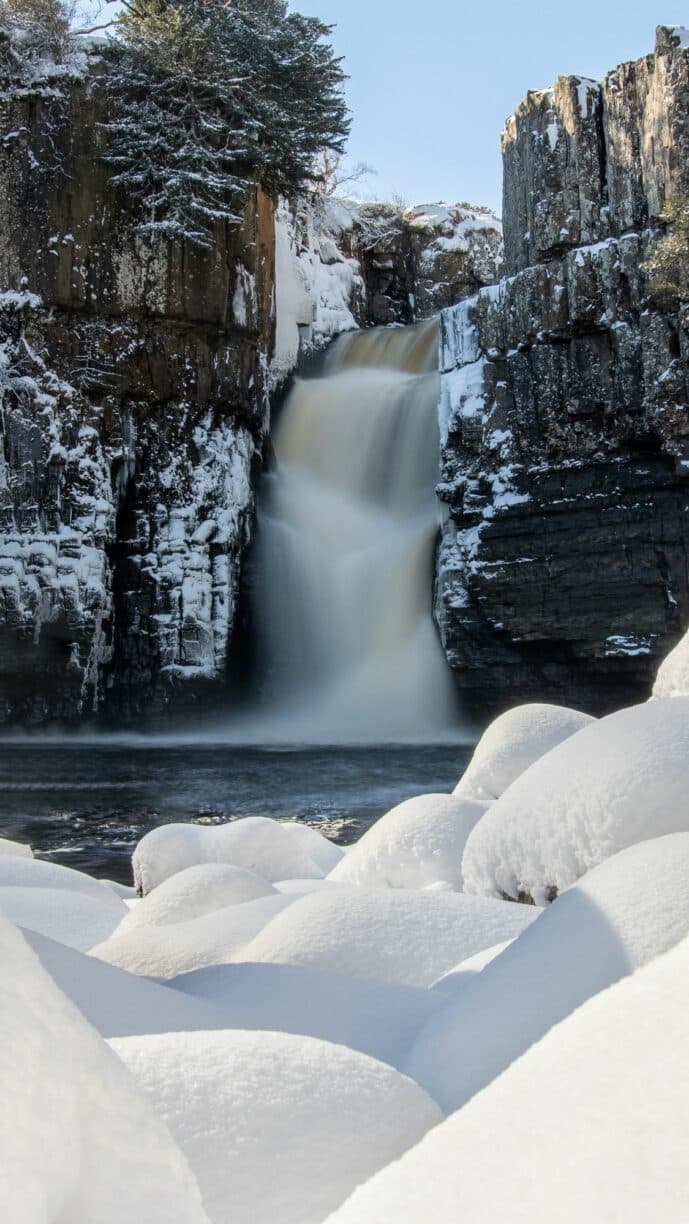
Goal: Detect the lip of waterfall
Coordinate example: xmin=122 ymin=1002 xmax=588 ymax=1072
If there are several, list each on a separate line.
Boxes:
xmin=231 ymin=318 xmax=462 ymax=746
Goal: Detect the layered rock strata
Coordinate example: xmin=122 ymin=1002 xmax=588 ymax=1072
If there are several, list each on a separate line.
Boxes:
xmin=436 ymin=26 xmax=689 ymax=717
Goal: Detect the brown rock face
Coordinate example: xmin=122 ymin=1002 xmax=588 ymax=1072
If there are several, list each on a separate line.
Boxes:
xmin=436 ymin=27 xmax=689 ymax=719
xmin=0 ymin=40 xmax=275 ymax=725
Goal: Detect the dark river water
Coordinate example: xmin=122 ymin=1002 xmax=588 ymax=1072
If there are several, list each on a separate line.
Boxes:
xmin=0 ymin=741 xmax=471 ymax=885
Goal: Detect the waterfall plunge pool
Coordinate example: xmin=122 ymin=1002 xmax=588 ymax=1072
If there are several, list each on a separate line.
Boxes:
xmin=0 ymin=742 xmax=472 ymax=884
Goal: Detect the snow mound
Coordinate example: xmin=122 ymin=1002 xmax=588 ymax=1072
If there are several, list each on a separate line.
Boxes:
xmin=279 ymin=821 xmax=345 ymax=874
xmin=328 ymin=794 xmax=486 ymax=891
xmin=25 ymin=929 xmax=230 ymax=1038
xmin=170 ymin=961 xmax=443 ymax=1069
xmin=0 ymin=836 xmax=32 ymax=858
xmin=407 ymin=833 xmax=689 ymax=1112
xmin=0 ymin=886 xmax=126 ymax=952
xmin=454 ymin=702 xmax=594 ymax=802
xmin=653 ymin=626 xmax=689 ymax=698
xmin=116 ymin=863 xmax=276 ymax=935
xmin=91 ymin=894 xmax=297 ymax=979
xmin=133 ymin=817 xmax=324 ymax=894
xmin=462 ymin=698 xmax=689 ymax=902
xmin=0 ymin=854 xmax=126 ymax=908
xmin=233 ymin=887 xmax=539 ymax=988
xmin=110 ymin=1028 xmax=441 ymax=1224
xmin=0 ymin=913 xmax=209 ymax=1223
xmin=431 ymin=939 xmax=514 ymax=993
xmin=327 ymin=933 xmax=689 ymax=1224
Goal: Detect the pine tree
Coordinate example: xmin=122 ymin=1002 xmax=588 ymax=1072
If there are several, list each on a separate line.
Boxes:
xmin=0 ymin=0 xmax=72 ymax=59
xmin=644 ymin=194 xmax=689 ymax=305
xmin=105 ymin=0 xmax=350 ymax=244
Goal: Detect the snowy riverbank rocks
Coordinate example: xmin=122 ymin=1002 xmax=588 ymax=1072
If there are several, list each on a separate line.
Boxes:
xmin=3 ymin=656 xmax=689 ymax=1218
xmin=436 ymin=26 xmax=689 ymax=718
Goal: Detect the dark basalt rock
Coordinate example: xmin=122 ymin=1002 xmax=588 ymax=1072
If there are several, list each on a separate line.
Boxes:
xmin=0 ymin=41 xmax=275 ymax=726
xmin=436 ymin=27 xmax=689 ymax=720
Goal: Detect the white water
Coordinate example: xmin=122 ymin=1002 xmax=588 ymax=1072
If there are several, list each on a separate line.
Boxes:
xmin=245 ymin=320 xmax=459 ymax=743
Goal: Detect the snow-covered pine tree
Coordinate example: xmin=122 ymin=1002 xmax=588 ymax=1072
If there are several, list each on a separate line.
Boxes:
xmin=105 ymin=0 xmax=350 ymax=245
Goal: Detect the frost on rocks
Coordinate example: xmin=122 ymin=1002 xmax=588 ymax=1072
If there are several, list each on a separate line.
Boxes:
xmin=133 ymin=817 xmax=325 ymax=895
xmin=231 ymin=887 xmax=539 ymax=988
xmin=328 ymin=794 xmax=487 ymax=891
xmin=0 ymin=913 xmax=209 ymax=1224
xmin=461 ymin=698 xmax=689 ymax=904
xmin=652 ymin=625 xmax=689 ymax=698
xmin=116 ymin=862 xmax=276 ymax=934
xmin=109 ymin=1028 xmax=442 ymax=1224
xmin=453 ymin=702 xmax=595 ymax=802
xmin=407 ymin=833 xmax=689 ymax=1112
xmin=271 ymin=196 xmax=364 ymax=385
xmin=327 ymin=932 xmax=689 ymax=1224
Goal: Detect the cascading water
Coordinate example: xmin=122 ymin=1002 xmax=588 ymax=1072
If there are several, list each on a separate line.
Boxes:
xmin=245 ymin=318 xmax=459 ymax=743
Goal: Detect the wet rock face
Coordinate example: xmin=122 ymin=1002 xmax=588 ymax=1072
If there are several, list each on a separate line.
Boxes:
xmin=437 ymin=26 xmax=689 ymax=719
xmin=0 ymin=43 xmax=275 ymax=725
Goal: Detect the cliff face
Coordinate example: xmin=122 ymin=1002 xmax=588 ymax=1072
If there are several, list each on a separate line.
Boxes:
xmin=0 ymin=38 xmax=275 ymax=724
xmin=436 ymin=26 xmax=689 ymax=717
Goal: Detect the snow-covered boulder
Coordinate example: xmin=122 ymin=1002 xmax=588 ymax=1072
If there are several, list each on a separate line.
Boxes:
xmin=233 ymin=887 xmax=539 ymax=988
xmin=0 ymin=913 xmax=209 ymax=1224
xmin=0 ymin=855 xmax=126 ymax=906
xmin=25 ymin=929 xmax=229 ymax=1039
xmin=328 ymin=794 xmax=486 ymax=891
xmin=279 ymin=821 xmax=345 ymax=874
xmin=0 ymin=886 xmax=126 ymax=952
xmin=115 ymin=863 xmax=276 ymax=935
xmin=653 ymin=626 xmax=689 ymax=698
xmin=133 ymin=817 xmax=325 ymax=894
xmin=0 ymin=836 xmax=32 ymax=858
xmin=431 ymin=939 xmax=513 ymax=993
xmin=454 ymin=702 xmax=594 ymax=802
xmin=407 ymin=833 xmax=689 ymax=1112
xmin=462 ymin=698 xmax=689 ymax=902
xmin=110 ymin=1029 xmax=442 ymax=1224
xmin=327 ymin=932 xmax=689 ymax=1224
xmin=91 ymin=894 xmax=297 ymax=979
xmin=170 ymin=962 xmax=443 ymax=1069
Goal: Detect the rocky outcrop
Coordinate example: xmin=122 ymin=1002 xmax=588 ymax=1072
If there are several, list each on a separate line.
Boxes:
xmin=0 ymin=36 xmax=275 ymax=724
xmin=436 ymin=26 xmax=689 ymax=718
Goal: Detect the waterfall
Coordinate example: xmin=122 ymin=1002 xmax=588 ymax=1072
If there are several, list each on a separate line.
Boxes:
xmin=243 ymin=318 xmax=459 ymax=743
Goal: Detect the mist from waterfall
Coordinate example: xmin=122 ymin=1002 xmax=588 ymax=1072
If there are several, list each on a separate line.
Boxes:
xmin=242 ymin=318 xmax=459 ymax=743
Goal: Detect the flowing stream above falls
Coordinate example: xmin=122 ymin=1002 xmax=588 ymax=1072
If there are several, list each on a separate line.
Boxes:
xmin=239 ymin=318 xmax=460 ymax=744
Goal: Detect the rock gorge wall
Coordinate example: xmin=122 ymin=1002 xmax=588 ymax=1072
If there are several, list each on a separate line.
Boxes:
xmin=0 ymin=38 xmax=276 ymax=724
xmin=436 ymin=26 xmax=689 ymax=717
xmin=0 ymin=34 xmax=500 ymax=726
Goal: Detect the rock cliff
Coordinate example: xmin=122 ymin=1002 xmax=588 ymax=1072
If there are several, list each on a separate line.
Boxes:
xmin=0 ymin=36 xmax=276 ymax=724
xmin=436 ymin=26 xmax=689 ymax=717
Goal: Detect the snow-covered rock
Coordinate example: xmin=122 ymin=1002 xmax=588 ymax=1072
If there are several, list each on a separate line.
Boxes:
xmin=652 ymin=626 xmax=689 ymax=698
xmin=0 ymin=885 xmax=126 ymax=952
xmin=110 ymin=1029 xmax=442 ymax=1224
xmin=462 ymin=698 xmax=689 ymax=902
xmin=0 ymin=854 xmax=126 ymax=907
xmin=169 ymin=961 xmax=442 ymax=1069
xmin=232 ymin=887 xmax=539 ymax=988
xmin=0 ymin=913 xmax=209 ymax=1223
xmin=328 ymin=794 xmax=486 ymax=891
xmin=0 ymin=836 xmax=32 ymax=858
xmin=279 ymin=821 xmax=345 ymax=874
xmin=454 ymin=702 xmax=595 ymax=801
xmin=431 ymin=939 xmax=514 ymax=993
xmin=90 ymin=894 xmax=297 ymax=979
xmin=115 ymin=862 xmax=276 ymax=934
xmin=25 ymin=929 xmax=229 ymax=1038
xmin=407 ymin=833 xmax=689 ymax=1112
xmin=132 ymin=817 xmax=324 ymax=894
xmin=327 ymin=931 xmax=689 ymax=1224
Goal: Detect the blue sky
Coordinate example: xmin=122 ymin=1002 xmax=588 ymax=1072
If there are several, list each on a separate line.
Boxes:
xmin=99 ymin=2 xmax=683 ymax=215
xmin=297 ymin=2 xmax=684 ymax=214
